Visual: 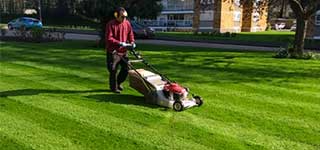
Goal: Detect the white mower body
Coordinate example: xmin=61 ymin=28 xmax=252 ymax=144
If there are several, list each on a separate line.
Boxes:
xmin=128 ymin=69 xmax=201 ymax=111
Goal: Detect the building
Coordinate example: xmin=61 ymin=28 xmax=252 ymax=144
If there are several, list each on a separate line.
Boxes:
xmin=141 ymin=0 xmax=194 ymax=31
xmin=313 ymin=10 xmax=320 ymax=39
xmin=140 ymin=0 xmax=268 ymax=32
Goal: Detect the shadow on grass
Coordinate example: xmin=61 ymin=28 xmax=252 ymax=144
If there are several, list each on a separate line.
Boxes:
xmin=2 ymin=41 xmax=319 ymax=85
xmin=0 ymin=89 xmax=109 ymax=97
xmin=85 ymin=94 xmax=159 ymax=109
xmin=0 ymin=89 xmax=161 ymax=109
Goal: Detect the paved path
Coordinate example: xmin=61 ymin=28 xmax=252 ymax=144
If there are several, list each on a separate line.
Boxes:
xmin=65 ymin=33 xmax=100 ymax=41
xmin=137 ymin=39 xmax=278 ymax=52
xmin=4 ymin=31 xmax=279 ymax=52
xmin=63 ymin=33 xmax=278 ymax=52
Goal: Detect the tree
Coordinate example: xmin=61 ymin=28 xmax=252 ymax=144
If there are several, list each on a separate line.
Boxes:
xmin=192 ymin=0 xmax=201 ymax=34
xmin=76 ymin=0 xmax=162 ymax=45
xmin=279 ymin=0 xmax=288 ymax=18
xmin=193 ymin=0 xmax=214 ymax=34
xmin=288 ymin=0 xmax=320 ymax=57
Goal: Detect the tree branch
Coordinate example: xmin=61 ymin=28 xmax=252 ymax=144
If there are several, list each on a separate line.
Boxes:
xmin=288 ymin=0 xmax=304 ymax=13
xmin=305 ymin=0 xmax=320 ymax=18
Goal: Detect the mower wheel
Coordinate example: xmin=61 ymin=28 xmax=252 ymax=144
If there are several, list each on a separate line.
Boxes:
xmin=194 ymin=96 xmax=203 ymax=106
xmin=173 ymin=101 xmax=184 ymax=111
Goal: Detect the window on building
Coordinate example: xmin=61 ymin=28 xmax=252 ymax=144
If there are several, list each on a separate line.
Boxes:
xmin=253 ymin=12 xmax=260 ymax=22
xmin=233 ymin=11 xmax=241 ymax=22
xmin=168 ymin=14 xmax=184 ymax=20
xmin=234 ymin=0 xmax=240 ymax=6
xmin=316 ymin=10 xmax=320 ymax=25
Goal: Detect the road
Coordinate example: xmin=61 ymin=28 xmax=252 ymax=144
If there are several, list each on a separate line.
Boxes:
xmin=4 ymin=31 xmax=278 ymax=52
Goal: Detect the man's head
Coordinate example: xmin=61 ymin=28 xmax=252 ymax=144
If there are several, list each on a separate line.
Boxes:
xmin=114 ymin=7 xmax=128 ymax=23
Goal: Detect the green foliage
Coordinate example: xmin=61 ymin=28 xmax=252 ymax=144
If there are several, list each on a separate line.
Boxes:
xmin=231 ymin=32 xmax=237 ymax=37
xmin=30 ymin=27 xmax=45 ymax=41
xmin=274 ymin=45 xmax=320 ymax=60
xmin=76 ymin=0 xmax=162 ymax=22
xmin=224 ymin=32 xmax=231 ymax=37
xmin=273 ymin=47 xmax=288 ymax=58
xmin=302 ymin=52 xmax=320 ymax=60
xmin=211 ymin=30 xmax=221 ymax=36
xmin=196 ymin=31 xmax=236 ymax=38
xmin=266 ymin=23 xmax=272 ymax=31
xmin=0 ymin=24 xmax=7 ymax=36
xmin=156 ymin=31 xmax=295 ymax=43
xmin=76 ymin=0 xmax=162 ymax=45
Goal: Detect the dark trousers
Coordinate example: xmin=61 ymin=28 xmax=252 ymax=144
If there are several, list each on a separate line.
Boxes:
xmin=106 ymin=52 xmax=129 ymax=90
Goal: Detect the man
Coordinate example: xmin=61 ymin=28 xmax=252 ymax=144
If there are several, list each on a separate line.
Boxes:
xmin=105 ymin=7 xmax=135 ymax=93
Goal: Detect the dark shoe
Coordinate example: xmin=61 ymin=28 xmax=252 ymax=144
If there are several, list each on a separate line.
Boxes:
xmin=118 ymin=85 xmax=124 ymax=91
xmin=112 ymin=89 xmax=121 ymax=93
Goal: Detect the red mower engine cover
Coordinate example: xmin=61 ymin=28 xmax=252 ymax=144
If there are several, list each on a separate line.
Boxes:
xmin=163 ymin=83 xmax=187 ymax=95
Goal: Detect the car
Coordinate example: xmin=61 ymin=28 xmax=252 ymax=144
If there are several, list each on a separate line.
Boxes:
xmin=8 ymin=17 xmax=42 ymax=30
xmin=130 ymin=21 xmax=155 ymax=39
xmin=290 ymin=23 xmax=296 ymax=31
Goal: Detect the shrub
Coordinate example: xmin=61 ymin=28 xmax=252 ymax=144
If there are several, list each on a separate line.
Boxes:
xmin=302 ymin=52 xmax=320 ymax=60
xmin=30 ymin=27 xmax=45 ymax=42
xmin=224 ymin=32 xmax=231 ymax=37
xmin=201 ymin=32 xmax=209 ymax=36
xmin=211 ymin=30 xmax=221 ymax=36
xmin=18 ymin=26 xmax=28 ymax=39
xmin=273 ymin=47 xmax=288 ymax=58
xmin=0 ymin=25 xmax=7 ymax=36
xmin=266 ymin=23 xmax=272 ymax=31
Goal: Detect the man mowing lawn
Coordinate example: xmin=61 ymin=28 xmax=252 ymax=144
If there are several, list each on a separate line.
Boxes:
xmin=105 ymin=7 xmax=135 ymax=93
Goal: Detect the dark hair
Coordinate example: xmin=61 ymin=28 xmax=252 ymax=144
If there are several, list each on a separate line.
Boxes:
xmin=115 ymin=7 xmax=126 ymax=14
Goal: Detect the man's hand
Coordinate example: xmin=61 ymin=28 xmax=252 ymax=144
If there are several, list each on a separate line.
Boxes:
xmin=119 ymin=42 xmax=134 ymax=48
xmin=131 ymin=42 xmax=136 ymax=48
xmin=119 ymin=42 xmax=126 ymax=47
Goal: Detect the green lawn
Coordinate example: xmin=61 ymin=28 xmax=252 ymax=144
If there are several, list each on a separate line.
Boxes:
xmin=0 ymin=41 xmax=319 ymax=150
xmin=156 ymin=31 xmax=295 ymax=44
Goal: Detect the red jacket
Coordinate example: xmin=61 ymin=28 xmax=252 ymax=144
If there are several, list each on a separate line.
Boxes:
xmin=105 ymin=19 xmax=135 ymax=54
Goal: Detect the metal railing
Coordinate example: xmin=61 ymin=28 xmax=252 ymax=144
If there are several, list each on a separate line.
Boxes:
xmin=163 ymin=3 xmax=194 ymax=11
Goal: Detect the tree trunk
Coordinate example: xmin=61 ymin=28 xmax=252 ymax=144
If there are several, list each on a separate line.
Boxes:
xmin=306 ymin=13 xmax=315 ymax=38
xmin=293 ymin=16 xmax=307 ymax=57
xmin=279 ymin=0 xmax=285 ymax=18
xmin=241 ymin=0 xmax=253 ymax=32
xmin=192 ymin=0 xmax=201 ymax=34
xmin=213 ymin=0 xmax=222 ymax=32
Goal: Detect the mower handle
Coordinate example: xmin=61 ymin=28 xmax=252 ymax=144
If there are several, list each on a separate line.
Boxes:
xmin=120 ymin=42 xmax=136 ymax=48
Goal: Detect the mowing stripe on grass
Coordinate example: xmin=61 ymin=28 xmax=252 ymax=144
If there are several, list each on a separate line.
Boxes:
xmin=0 ymin=133 xmax=32 ymax=150
xmin=0 ymin=97 xmax=157 ymax=150
xmin=8 ymin=95 xmax=211 ymax=150
xmin=1 ymin=41 xmax=319 ymax=149
xmin=0 ymin=111 xmax=81 ymax=150
xmin=0 ymin=62 xmax=106 ymax=91
xmin=180 ymin=112 xmax=317 ymax=150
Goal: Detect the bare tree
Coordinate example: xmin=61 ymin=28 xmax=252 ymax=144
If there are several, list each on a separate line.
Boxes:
xmin=193 ymin=0 xmax=214 ymax=34
xmin=192 ymin=0 xmax=201 ymax=34
xmin=288 ymin=0 xmax=320 ymax=57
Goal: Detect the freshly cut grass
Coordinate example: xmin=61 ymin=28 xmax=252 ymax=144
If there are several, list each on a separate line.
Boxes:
xmin=0 ymin=41 xmax=319 ymax=150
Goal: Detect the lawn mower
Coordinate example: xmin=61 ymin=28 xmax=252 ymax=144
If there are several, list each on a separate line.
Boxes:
xmin=118 ymin=43 xmax=203 ymax=111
